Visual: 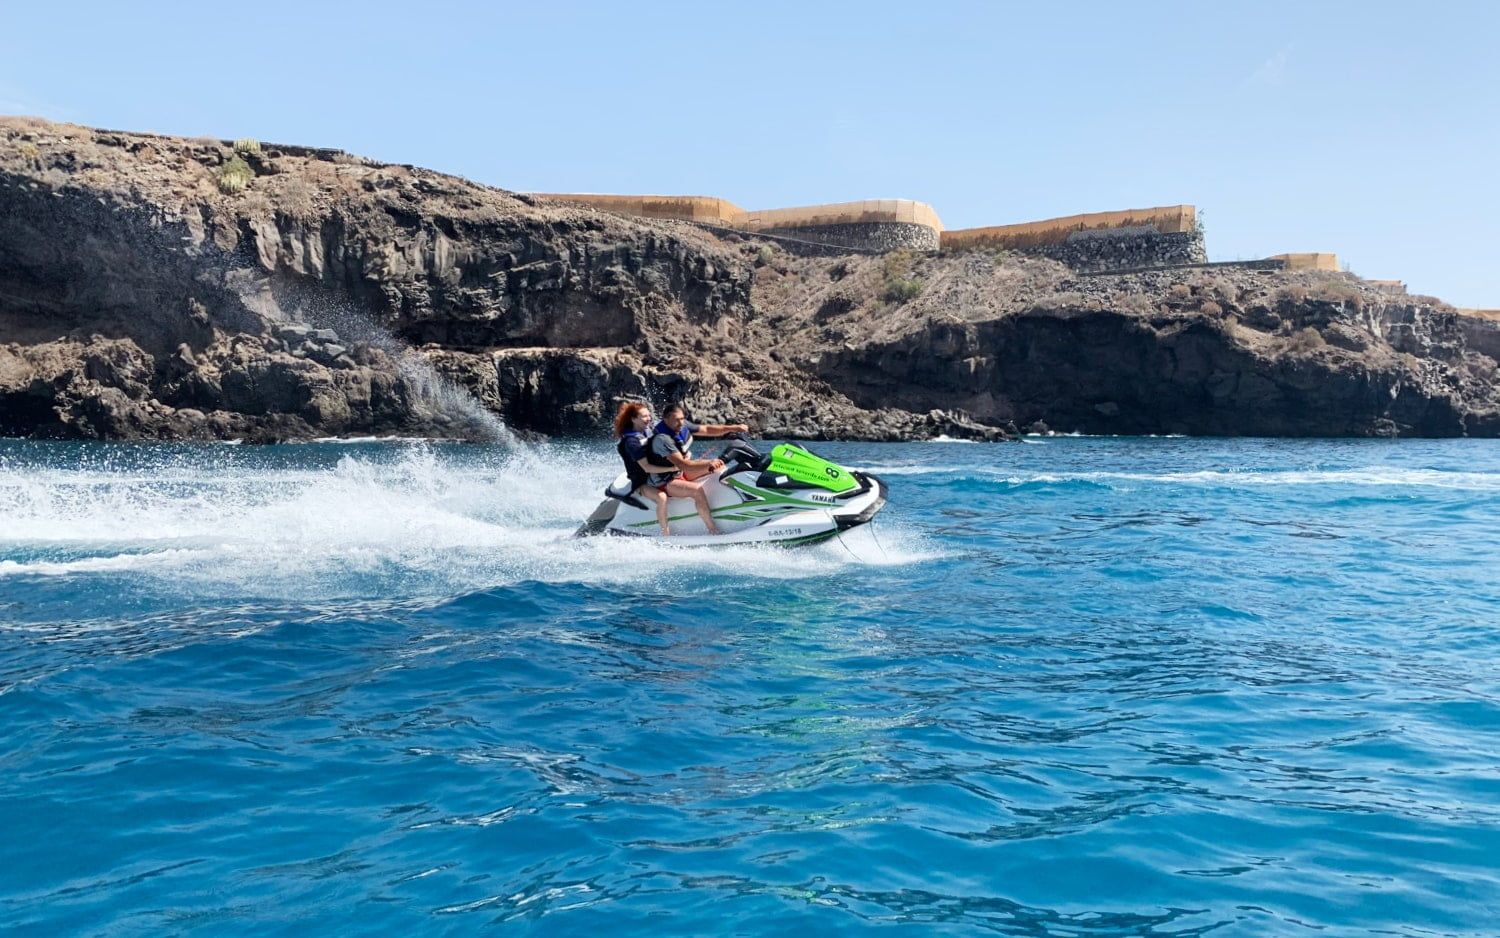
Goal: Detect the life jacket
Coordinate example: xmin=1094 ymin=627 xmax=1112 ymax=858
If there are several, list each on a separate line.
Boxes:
xmin=618 ymin=431 xmax=677 ymax=490
xmin=654 ymin=421 xmax=694 ymax=456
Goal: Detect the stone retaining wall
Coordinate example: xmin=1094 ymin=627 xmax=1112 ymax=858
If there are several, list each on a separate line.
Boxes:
xmin=690 ymin=223 xmax=881 ymax=257
xmin=940 ymin=205 xmax=1196 ymax=251
xmin=938 ymin=205 xmax=1205 ymax=270
xmin=529 ymin=193 xmax=743 ymax=224
xmin=758 ymin=221 xmax=939 ymax=253
xmin=534 ymin=194 xmax=1221 ymax=266
xmin=1018 ymin=229 xmax=1206 ymax=272
xmin=532 ymin=193 xmax=943 ymax=253
xmin=736 ymin=199 xmax=944 ymax=233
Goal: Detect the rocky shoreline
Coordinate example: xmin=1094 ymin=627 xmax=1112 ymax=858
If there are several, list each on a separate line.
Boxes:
xmin=2 ymin=117 xmax=1496 ymax=442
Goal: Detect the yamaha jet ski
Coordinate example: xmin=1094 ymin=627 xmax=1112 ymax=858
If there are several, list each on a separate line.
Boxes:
xmin=575 ymin=438 xmax=887 ymax=546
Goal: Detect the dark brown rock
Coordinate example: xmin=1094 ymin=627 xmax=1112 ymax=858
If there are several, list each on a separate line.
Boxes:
xmin=1 ymin=117 xmax=1495 ymax=442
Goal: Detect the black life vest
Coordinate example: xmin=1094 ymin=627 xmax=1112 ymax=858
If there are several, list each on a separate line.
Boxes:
xmin=654 ymin=422 xmax=693 ymax=458
xmin=618 ymin=431 xmax=677 ymax=490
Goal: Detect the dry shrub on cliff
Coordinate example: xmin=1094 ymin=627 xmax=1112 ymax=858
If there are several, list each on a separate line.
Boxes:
xmin=1199 ymin=300 xmax=1224 ymax=317
xmin=1202 ymin=276 xmax=1239 ymax=305
xmin=881 ymin=249 xmax=923 ymax=304
xmin=884 ymin=278 xmax=924 ymax=303
xmin=217 ymin=155 xmax=254 ymax=194
xmin=273 ymin=175 xmax=319 ymax=217
xmin=233 ymin=138 xmax=262 ymax=158
xmin=1109 ymin=292 xmax=1157 ymax=315
xmin=1307 ymin=280 xmax=1366 ymax=311
xmin=883 ymin=250 xmax=914 ymax=280
xmin=1409 ymin=294 xmax=1454 ymax=311
xmin=1286 ymin=326 xmax=1326 ymax=354
xmin=1274 ymin=284 xmax=1308 ymax=306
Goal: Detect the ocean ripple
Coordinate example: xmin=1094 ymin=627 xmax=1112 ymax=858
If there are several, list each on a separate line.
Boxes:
xmin=2 ymin=437 xmax=1498 ymax=934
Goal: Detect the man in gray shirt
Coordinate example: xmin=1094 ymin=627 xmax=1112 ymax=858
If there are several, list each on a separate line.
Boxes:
xmin=639 ymin=404 xmax=751 ymax=535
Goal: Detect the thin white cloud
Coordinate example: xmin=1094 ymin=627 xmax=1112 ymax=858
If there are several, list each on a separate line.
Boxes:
xmin=1245 ymin=44 xmax=1293 ymax=88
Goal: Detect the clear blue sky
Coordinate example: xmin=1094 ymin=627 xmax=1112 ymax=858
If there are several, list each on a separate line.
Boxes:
xmin=4 ymin=1 xmax=1497 ymax=306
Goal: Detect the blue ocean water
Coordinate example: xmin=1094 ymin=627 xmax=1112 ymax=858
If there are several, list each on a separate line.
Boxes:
xmin=1 ymin=436 xmax=1498 ymax=935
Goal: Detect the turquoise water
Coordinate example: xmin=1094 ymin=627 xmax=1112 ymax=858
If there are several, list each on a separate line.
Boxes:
xmin=2 ymin=437 xmax=1498 ymax=935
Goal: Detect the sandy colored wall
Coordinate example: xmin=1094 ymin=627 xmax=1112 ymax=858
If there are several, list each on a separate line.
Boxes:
xmin=1271 ymin=253 xmax=1340 ymax=271
xmin=530 ymin=193 xmax=743 ymax=224
xmin=1461 ymin=309 xmax=1500 ymax=321
xmin=734 ymin=199 xmax=944 ymax=233
xmin=940 ymin=205 xmax=1195 ymax=251
xmin=531 ymin=193 xmax=944 ymax=234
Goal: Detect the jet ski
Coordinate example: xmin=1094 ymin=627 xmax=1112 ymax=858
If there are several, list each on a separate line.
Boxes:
xmin=575 ymin=438 xmax=887 ymax=546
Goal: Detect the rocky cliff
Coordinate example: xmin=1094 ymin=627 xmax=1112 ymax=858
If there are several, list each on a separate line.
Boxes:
xmin=2 ymin=117 xmax=1496 ymax=441
xmin=752 ymin=251 xmax=1500 ymax=437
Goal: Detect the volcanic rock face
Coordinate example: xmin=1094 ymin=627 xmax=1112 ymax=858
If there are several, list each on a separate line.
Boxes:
xmin=0 ymin=119 xmax=759 ymax=440
xmin=1458 ymin=314 xmax=1500 ymax=365
xmin=751 ymin=252 xmax=1500 ymax=438
xmin=1 ymin=117 xmax=1497 ymax=441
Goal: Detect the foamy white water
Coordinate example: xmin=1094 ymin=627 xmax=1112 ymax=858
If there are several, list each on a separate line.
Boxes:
xmin=0 ymin=443 xmax=933 ymax=601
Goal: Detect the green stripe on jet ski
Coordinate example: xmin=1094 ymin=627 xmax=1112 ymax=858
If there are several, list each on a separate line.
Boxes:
xmin=626 ymin=502 xmax=811 ymax=528
xmin=723 ymin=479 xmax=828 ymax=508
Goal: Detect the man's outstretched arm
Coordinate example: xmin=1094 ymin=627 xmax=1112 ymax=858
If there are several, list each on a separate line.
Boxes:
xmin=692 ymin=422 xmax=750 ymax=438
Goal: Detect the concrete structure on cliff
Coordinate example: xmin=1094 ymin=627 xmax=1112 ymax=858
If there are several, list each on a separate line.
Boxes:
xmin=1270 ymin=252 xmax=1341 ymax=272
xmin=532 ymin=194 xmax=945 ymax=252
xmin=534 ymin=192 xmax=1346 ymax=276
xmin=941 ymin=205 xmax=1204 ymax=270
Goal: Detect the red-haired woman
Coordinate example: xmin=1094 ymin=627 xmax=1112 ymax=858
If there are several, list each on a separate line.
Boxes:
xmin=613 ymin=402 xmax=722 ymax=537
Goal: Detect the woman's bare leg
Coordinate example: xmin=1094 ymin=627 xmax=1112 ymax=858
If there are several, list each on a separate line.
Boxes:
xmin=665 ymin=479 xmax=721 ymax=535
xmin=645 ymin=486 xmax=669 ymax=535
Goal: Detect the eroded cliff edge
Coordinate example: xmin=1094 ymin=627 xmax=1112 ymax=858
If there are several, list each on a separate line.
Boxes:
xmin=2 ymin=118 xmax=1496 ymax=441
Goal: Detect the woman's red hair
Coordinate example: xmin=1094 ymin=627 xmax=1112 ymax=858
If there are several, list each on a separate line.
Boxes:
xmin=613 ymin=401 xmax=648 ymax=437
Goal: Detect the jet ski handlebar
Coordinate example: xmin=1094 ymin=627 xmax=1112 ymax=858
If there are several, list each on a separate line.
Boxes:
xmin=716 ymin=436 xmax=769 ymax=471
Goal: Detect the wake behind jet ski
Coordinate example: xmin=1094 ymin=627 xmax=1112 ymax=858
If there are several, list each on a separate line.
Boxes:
xmin=575 ymin=437 xmax=887 ymax=546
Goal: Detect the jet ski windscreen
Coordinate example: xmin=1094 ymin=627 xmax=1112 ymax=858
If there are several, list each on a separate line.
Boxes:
xmin=766 ymin=444 xmax=860 ymax=493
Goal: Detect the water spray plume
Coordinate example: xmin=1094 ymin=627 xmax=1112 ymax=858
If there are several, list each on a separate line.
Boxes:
xmin=245 ymin=276 xmax=525 ymax=447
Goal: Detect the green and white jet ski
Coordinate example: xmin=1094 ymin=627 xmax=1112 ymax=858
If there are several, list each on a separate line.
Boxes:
xmin=575 ymin=438 xmax=887 ymax=546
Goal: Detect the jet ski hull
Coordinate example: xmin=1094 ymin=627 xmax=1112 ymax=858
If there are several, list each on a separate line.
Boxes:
xmin=575 ymin=451 xmax=887 ymax=546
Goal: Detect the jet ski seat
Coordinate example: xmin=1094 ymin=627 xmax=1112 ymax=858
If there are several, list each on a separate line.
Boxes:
xmin=605 ymin=473 xmax=650 ymax=510
xmin=602 ymin=437 xmax=765 ymax=515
